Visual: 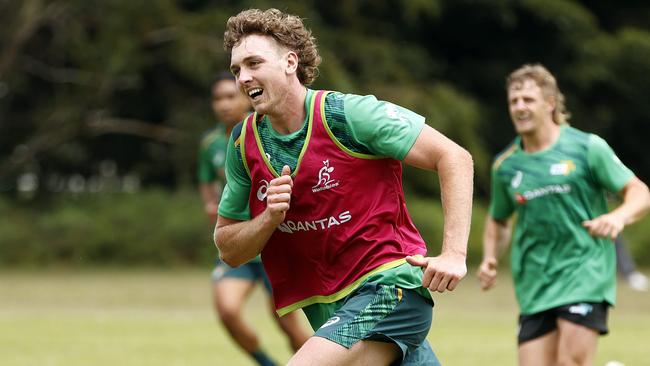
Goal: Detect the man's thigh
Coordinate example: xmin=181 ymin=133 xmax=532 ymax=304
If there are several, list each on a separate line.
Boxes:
xmin=211 ymin=262 xmax=260 ymax=309
xmin=518 ymin=331 xmax=558 ymax=366
xmin=212 ymin=277 xmax=256 ymax=311
xmin=288 ymin=337 xmax=399 ymax=366
xmin=556 ymin=318 xmax=599 ymax=366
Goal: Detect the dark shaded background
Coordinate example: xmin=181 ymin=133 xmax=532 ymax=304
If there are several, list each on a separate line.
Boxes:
xmin=2 ymin=0 xmax=649 ymax=266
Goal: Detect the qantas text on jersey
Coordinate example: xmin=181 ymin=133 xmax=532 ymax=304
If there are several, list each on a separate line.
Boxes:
xmin=277 ymin=211 xmax=352 ymax=234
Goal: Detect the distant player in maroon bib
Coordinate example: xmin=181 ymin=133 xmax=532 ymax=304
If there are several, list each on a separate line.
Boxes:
xmin=216 ymin=8 xmax=474 ymax=366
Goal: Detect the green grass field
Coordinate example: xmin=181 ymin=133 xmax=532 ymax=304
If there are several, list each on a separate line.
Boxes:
xmin=1 ymin=268 xmax=648 ymax=365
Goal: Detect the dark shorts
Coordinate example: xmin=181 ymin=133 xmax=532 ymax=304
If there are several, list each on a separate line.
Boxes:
xmin=313 ymin=280 xmax=440 ymax=365
xmin=518 ymin=301 xmax=609 ymax=344
xmin=211 ymin=260 xmax=272 ymax=293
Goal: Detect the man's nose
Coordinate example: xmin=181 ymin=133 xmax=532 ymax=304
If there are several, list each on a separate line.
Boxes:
xmin=514 ymin=99 xmax=526 ymax=109
xmin=238 ymin=68 xmax=252 ymax=83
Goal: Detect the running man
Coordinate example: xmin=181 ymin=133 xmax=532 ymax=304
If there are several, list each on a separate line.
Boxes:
xmin=215 ymin=8 xmax=474 ymax=366
xmin=199 ymin=72 xmax=309 ymax=366
xmin=478 ymin=64 xmax=650 ymax=366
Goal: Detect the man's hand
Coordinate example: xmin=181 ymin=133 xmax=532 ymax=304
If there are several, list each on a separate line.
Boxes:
xmin=265 ymin=165 xmax=293 ymax=226
xmin=477 ymin=257 xmax=498 ymax=291
xmin=406 ymin=253 xmax=467 ymax=293
xmin=582 ymin=212 xmax=625 ymax=240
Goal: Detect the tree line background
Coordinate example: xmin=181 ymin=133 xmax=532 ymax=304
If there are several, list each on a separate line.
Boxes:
xmin=2 ymin=0 xmax=650 ymax=266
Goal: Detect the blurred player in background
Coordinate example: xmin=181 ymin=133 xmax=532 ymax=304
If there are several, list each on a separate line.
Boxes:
xmin=198 ymin=72 xmax=309 ymax=366
xmin=478 ymin=64 xmax=650 ymax=366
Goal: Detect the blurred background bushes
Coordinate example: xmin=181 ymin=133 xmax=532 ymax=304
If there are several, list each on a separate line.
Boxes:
xmin=2 ymin=0 xmax=650 ymax=266
xmin=0 ymin=190 xmax=211 ymax=267
xmin=2 ymin=191 xmax=649 ymax=267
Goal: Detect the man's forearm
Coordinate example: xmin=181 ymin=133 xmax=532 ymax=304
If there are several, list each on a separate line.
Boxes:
xmin=483 ymin=217 xmax=510 ymax=262
xmin=214 ymin=212 xmax=277 ymax=267
xmin=437 ymin=147 xmax=474 ymax=257
xmin=614 ymin=177 xmax=650 ymax=226
xmin=216 ymin=165 xmax=294 ymax=267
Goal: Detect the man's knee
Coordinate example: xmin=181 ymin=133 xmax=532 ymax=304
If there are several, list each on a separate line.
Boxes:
xmin=557 ymin=352 xmax=589 ymax=366
xmin=557 ymin=320 xmax=598 ymax=366
xmin=557 ymin=336 xmax=596 ymax=366
xmin=217 ymin=303 xmax=242 ymax=326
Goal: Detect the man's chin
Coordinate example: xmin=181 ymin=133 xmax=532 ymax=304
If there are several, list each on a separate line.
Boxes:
xmin=253 ymin=103 xmax=270 ymax=115
xmin=514 ymin=122 xmax=533 ymax=134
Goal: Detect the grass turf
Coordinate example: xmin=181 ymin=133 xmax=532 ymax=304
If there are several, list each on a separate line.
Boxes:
xmin=1 ymin=268 xmax=648 ymax=365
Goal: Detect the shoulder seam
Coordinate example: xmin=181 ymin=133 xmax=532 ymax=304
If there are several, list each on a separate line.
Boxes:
xmin=492 ymin=143 xmax=518 ymax=170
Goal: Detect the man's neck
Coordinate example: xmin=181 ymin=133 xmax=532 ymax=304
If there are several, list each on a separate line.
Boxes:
xmin=267 ymin=84 xmax=308 ymax=135
xmin=521 ymin=120 xmax=561 ymax=153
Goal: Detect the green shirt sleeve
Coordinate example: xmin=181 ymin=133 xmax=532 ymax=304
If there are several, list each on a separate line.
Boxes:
xmin=197 ymin=138 xmax=217 ymax=183
xmin=342 ymin=94 xmax=425 ymax=160
xmin=488 ymin=163 xmax=515 ymax=220
xmin=587 ymin=134 xmax=634 ymax=193
xmin=218 ymin=123 xmax=252 ymax=220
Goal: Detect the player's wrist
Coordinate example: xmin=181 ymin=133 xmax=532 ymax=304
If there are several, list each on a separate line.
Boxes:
xmin=482 ymin=256 xmax=498 ymax=264
xmin=440 ymin=250 xmax=467 ymax=265
xmin=261 ymin=209 xmax=285 ymax=229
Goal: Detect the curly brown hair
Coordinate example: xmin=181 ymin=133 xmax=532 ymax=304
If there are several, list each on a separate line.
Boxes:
xmin=507 ymin=64 xmax=571 ymax=125
xmin=224 ymin=8 xmax=321 ymax=86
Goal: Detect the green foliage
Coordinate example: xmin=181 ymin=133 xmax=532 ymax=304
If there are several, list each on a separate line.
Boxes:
xmin=0 ymin=191 xmax=214 ymax=267
xmin=2 ymin=190 xmax=650 ymax=267
xmin=2 ymin=0 xmax=650 ymax=266
xmin=3 ymin=0 xmax=650 ymax=191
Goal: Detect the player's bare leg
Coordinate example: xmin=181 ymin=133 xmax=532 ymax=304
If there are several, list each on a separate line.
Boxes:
xmin=212 ymin=278 xmax=259 ymax=352
xmin=556 ymin=319 xmax=598 ymax=366
xmin=287 ymin=336 xmax=400 ymax=366
xmin=268 ymin=299 xmax=310 ymax=351
xmin=518 ymin=330 xmax=558 ymax=366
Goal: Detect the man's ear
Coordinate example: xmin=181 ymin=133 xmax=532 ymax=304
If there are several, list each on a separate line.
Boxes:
xmin=285 ymin=51 xmax=299 ymax=75
xmin=546 ymin=95 xmax=556 ymax=113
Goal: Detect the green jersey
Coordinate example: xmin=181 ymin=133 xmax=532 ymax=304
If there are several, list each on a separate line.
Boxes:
xmin=197 ymin=125 xmax=228 ymax=185
xmin=490 ymin=125 xmax=634 ymax=314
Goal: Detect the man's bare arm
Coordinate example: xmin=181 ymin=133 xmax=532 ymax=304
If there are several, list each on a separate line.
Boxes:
xmin=403 ymin=124 xmax=474 ymax=292
xmin=214 ymin=165 xmax=293 ymax=266
xmin=477 ymin=216 xmax=511 ymax=290
xmin=583 ymin=177 xmax=650 ymax=239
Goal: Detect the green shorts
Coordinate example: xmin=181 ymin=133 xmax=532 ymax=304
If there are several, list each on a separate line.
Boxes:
xmin=312 ymin=280 xmax=440 ymax=365
xmin=211 ymin=260 xmax=272 ymax=293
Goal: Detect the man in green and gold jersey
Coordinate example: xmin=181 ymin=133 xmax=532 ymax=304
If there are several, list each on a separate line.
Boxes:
xmin=199 ymin=72 xmax=309 ymax=366
xmin=478 ymin=64 xmax=650 ymax=366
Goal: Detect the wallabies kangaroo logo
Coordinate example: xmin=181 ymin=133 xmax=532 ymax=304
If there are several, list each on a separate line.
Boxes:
xmin=312 ymin=159 xmax=339 ymax=193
